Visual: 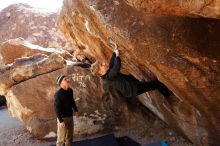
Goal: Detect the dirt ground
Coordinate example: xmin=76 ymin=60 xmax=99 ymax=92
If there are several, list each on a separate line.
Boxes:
xmin=0 ymin=107 xmax=194 ymax=146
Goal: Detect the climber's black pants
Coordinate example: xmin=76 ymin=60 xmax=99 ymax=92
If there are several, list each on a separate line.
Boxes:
xmin=136 ymin=80 xmax=172 ymax=97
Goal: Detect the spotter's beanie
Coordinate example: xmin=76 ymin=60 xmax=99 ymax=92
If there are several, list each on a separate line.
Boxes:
xmin=56 ymin=74 xmax=65 ymax=85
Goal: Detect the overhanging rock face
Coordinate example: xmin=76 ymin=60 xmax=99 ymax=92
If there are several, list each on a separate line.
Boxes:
xmin=58 ymin=0 xmax=220 ymax=145
xmin=124 ymin=0 xmax=220 ymax=19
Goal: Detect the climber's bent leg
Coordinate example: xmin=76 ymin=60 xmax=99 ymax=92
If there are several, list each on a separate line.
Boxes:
xmin=137 ymin=80 xmax=172 ymax=97
xmin=137 ymin=81 xmax=159 ymax=95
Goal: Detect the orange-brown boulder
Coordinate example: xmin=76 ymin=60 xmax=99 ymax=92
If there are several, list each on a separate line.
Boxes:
xmin=0 ymin=53 xmax=65 ymax=95
xmin=58 ymin=0 xmax=220 ymax=145
xmin=0 ymin=38 xmax=71 ymax=67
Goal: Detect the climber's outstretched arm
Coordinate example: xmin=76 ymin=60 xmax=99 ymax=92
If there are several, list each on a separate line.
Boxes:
xmin=109 ymin=43 xmax=119 ymax=68
xmin=109 ymin=52 xmax=116 ymax=69
xmin=107 ymin=49 xmax=121 ymax=79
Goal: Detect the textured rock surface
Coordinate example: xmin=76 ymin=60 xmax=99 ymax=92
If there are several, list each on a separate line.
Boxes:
xmin=58 ymin=0 xmax=220 ymax=145
xmin=0 ymin=4 xmax=73 ymax=51
xmin=0 ymin=53 xmax=65 ymax=96
xmin=0 ymin=38 xmax=72 ymax=67
xmin=125 ymin=0 xmax=220 ymax=19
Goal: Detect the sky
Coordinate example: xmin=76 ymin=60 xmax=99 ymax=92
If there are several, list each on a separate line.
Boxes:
xmin=0 ymin=0 xmax=63 ymax=12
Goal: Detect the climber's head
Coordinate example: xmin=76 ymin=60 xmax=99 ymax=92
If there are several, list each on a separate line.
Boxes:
xmin=90 ymin=61 xmax=108 ymax=76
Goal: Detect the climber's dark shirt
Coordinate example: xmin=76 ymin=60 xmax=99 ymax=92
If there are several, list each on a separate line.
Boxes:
xmin=101 ymin=52 xmax=138 ymax=98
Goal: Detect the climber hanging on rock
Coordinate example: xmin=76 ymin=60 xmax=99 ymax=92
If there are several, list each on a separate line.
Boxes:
xmin=90 ymin=41 xmax=172 ymax=104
